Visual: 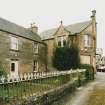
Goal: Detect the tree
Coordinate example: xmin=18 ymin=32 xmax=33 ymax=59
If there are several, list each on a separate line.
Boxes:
xmin=53 ymin=45 xmax=80 ymax=71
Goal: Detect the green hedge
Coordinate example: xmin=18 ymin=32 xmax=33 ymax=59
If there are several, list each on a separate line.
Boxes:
xmin=52 ymin=45 xmax=80 ymax=71
xmin=80 ymin=64 xmax=94 ymax=80
xmin=0 ymin=64 xmax=6 ymax=76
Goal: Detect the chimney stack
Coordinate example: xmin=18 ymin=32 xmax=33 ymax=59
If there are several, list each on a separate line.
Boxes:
xmin=30 ymin=23 xmax=38 ymax=33
xmin=60 ymin=20 xmax=63 ymax=25
xmin=91 ymin=10 xmax=96 ymax=20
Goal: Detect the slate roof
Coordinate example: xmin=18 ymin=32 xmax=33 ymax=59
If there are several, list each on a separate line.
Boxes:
xmin=0 ymin=17 xmax=41 ymax=42
xmin=40 ymin=20 xmax=92 ymax=40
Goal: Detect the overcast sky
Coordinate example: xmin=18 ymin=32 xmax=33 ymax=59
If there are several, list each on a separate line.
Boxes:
xmin=0 ymin=0 xmax=104 ymax=55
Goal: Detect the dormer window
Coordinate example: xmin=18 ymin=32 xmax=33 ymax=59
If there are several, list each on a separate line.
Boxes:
xmin=11 ymin=36 xmax=18 ymax=50
xmin=83 ymin=35 xmax=89 ymax=47
xmin=63 ymin=40 xmax=66 ymax=46
xmin=58 ymin=40 xmax=61 ymax=47
xmin=57 ymin=36 xmax=66 ymax=47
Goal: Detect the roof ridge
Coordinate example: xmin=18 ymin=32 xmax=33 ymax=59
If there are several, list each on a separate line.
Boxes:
xmin=40 ymin=20 xmax=92 ymax=40
xmin=40 ymin=27 xmax=57 ymax=33
xmin=65 ymin=20 xmax=92 ymax=27
xmin=0 ymin=17 xmax=41 ymax=42
xmin=40 ymin=20 xmax=91 ymax=33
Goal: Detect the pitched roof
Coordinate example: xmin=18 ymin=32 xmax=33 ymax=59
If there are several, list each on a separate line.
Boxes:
xmin=65 ymin=20 xmax=92 ymax=34
xmin=0 ymin=17 xmax=41 ymax=42
xmin=40 ymin=20 xmax=92 ymax=40
xmin=40 ymin=28 xmax=57 ymax=40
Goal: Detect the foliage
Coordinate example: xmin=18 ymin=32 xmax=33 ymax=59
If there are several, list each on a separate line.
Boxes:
xmin=0 ymin=75 xmax=70 ymax=103
xmin=0 ymin=63 xmax=6 ymax=76
xmin=80 ymin=64 xmax=94 ymax=80
xmin=69 ymin=45 xmax=80 ymax=69
xmin=53 ymin=45 xmax=80 ymax=71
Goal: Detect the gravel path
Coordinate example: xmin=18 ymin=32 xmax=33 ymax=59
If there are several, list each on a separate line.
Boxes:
xmin=52 ymin=72 xmax=105 ymax=105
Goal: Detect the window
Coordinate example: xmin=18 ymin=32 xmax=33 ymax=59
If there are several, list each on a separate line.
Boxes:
xmin=11 ymin=36 xmax=18 ymax=50
xmin=57 ymin=36 xmax=66 ymax=47
xmin=33 ymin=60 xmax=38 ymax=71
xmin=58 ymin=40 xmax=61 ymax=47
xmin=63 ymin=40 xmax=66 ymax=47
xmin=11 ymin=63 xmax=15 ymax=72
xmin=83 ymin=35 xmax=89 ymax=47
xmin=34 ymin=43 xmax=38 ymax=54
xmin=10 ymin=61 xmax=18 ymax=77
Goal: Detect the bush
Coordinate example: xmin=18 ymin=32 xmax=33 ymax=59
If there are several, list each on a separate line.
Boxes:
xmin=53 ymin=45 xmax=80 ymax=71
xmin=0 ymin=64 xmax=6 ymax=76
xmin=80 ymin=64 xmax=94 ymax=80
xmin=69 ymin=45 xmax=80 ymax=69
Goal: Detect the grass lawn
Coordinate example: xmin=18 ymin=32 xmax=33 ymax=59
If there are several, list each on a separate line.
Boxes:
xmin=86 ymin=86 xmax=105 ymax=105
xmin=0 ymin=75 xmax=70 ymax=103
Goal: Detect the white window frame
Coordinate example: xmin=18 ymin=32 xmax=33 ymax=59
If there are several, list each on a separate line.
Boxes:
xmin=57 ymin=37 xmax=62 ymax=47
xmin=33 ymin=60 xmax=38 ymax=72
xmin=10 ymin=61 xmax=18 ymax=78
xmin=57 ymin=36 xmax=66 ymax=47
xmin=11 ymin=36 xmax=18 ymax=50
xmin=83 ymin=35 xmax=89 ymax=48
xmin=34 ymin=43 xmax=38 ymax=54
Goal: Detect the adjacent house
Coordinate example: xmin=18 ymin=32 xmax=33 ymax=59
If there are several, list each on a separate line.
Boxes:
xmin=0 ymin=18 xmax=47 ymax=77
xmin=102 ymin=56 xmax=105 ymax=66
xmin=96 ymin=48 xmax=105 ymax=71
xmin=40 ymin=10 xmax=97 ymax=71
xmin=96 ymin=48 xmax=103 ymax=69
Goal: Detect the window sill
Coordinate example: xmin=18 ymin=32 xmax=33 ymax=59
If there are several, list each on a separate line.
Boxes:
xmin=33 ymin=52 xmax=39 ymax=54
xmin=10 ymin=49 xmax=19 ymax=52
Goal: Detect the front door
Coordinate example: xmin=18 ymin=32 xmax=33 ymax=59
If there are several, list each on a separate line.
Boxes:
xmin=10 ymin=61 xmax=18 ymax=78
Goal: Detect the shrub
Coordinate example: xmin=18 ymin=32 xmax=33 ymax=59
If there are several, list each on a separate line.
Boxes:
xmin=69 ymin=45 xmax=80 ymax=69
xmin=80 ymin=64 xmax=94 ymax=80
xmin=53 ymin=47 xmax=70 ymax=70
xmin=0 ymin=63 xmax=6 ymax=76
xmin=53 ymin=45 xmax=80 ymax=71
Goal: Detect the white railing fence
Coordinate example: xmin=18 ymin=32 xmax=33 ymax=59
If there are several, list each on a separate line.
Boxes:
xmin=0 ymin=69 xmax=86 ymax=84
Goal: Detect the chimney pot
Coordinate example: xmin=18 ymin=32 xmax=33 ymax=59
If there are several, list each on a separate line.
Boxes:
xmin=92 ymin=10 xmax=96 ymax=16
xmin=30 ymin=22 xmax=38 ymax=33
xmin=91 ymin=10 xmax=96 ymax=20
xmin=60 ymin=20 xmax=63 ymax=25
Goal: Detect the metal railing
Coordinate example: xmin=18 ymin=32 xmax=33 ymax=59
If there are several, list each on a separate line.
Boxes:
xmin=0 ymin=69 xmax=86 ymax=105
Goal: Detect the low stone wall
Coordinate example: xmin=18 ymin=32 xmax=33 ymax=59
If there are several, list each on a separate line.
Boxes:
xmin=16 ymin=80 xmax=78 ymax=105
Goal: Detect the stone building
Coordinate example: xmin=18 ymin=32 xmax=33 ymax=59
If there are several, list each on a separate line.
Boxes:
xmin=96 ymin=48 xmax=105 ymax=70
xmin=102 ymin=56 xmax=105 ymax=66
xmin=96 ymin=48 xmax=103 ymax=69
xmin=40 ymin=10 xmax=97 ymax=71
xmin=0 ymin=18 xmax=47 ymax=77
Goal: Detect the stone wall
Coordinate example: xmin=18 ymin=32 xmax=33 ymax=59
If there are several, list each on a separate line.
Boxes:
xmin=16 ymin=81 xmax=77 ymax=105
xmin=42 ymin=20 xmax=96 ymax=71
xmin=0 ymin=30 xmax=47 ymax=74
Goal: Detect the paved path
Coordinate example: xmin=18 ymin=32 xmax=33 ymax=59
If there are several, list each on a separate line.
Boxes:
xmin=52 ymin=72 xmax=105 ymax=105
